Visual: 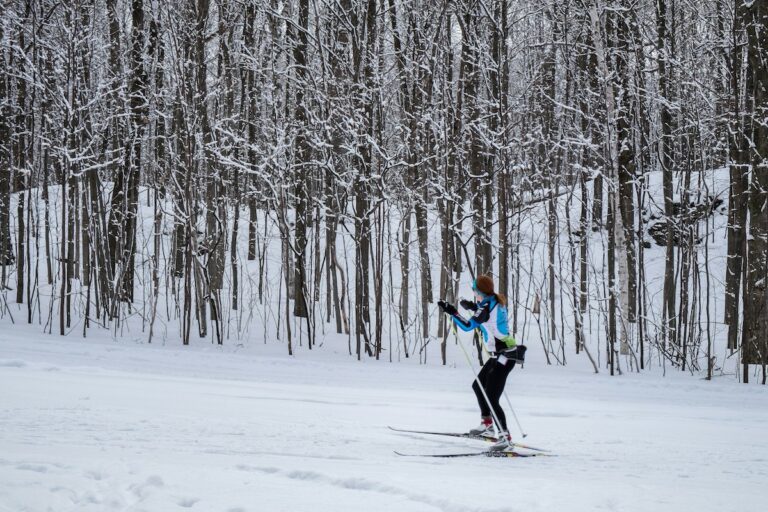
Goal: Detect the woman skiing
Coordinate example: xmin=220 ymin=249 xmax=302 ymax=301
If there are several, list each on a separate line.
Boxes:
xmin=437 ymin=274 xmax=523 ymax=452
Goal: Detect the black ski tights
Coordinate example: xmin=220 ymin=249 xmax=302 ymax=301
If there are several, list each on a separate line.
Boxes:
xmin=472 ymin=356 xmax=515 ymax=432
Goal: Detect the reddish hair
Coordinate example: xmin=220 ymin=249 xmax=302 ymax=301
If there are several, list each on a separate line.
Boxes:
xmin=475 ymin=274 xmax=507 ymax=307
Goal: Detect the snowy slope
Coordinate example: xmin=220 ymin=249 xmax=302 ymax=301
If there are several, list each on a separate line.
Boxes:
xmin=2 ymin=327 xmax=767 ymax=512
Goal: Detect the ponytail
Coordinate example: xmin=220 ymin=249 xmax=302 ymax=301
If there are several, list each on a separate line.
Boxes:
xmin=495 ymin=293 xmax=507 ymax=307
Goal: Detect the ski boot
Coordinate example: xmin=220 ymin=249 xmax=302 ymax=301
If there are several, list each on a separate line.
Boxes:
xmin=468 ymin=417 xmax=494 ymax=437
xmin=488 ymin=431 xmax=513 ymax=452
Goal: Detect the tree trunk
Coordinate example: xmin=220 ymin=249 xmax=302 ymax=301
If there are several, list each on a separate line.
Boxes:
xmin=292 ymin=0 xmax=311 ymax=320
xmin=724 ymin=0 xmax=749 ymax=352
xmin=742 ymin=0 xmax=768 ymax=371
xmin=0 ymin=33 xmax=13 ymax=270
xmin=657 ymin=0 xmax=677 ymax=349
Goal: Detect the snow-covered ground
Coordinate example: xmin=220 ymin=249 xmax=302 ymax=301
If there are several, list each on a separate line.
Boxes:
xmin=2 ymin=325 xmax=767 ymax=512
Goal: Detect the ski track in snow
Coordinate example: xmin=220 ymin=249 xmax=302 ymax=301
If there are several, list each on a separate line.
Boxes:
xmin=236 ymin=464 xmax=515 ymax=512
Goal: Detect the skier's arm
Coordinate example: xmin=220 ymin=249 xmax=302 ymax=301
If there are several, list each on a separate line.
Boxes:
xmin=451 ymin=314 xmax=475 ymax=331
xmin=451 ymin=302 xmax=490 ymax=331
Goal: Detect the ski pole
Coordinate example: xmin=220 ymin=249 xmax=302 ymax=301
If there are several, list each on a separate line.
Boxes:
xmin=452 ymin=320 xmax=502 ymax=439
xmin=502 ymin=390 xmax=527 ymax=438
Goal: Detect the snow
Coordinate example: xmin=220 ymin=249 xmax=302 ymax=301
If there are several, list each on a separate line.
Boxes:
xmin=2 ymin=326 xmax=767 ymax=512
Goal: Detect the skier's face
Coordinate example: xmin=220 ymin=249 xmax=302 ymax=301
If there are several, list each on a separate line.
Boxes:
xmin=472 ymin=280 xmax=481 ymax=301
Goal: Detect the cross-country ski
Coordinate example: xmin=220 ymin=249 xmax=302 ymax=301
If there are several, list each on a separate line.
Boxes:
xmin=387 ymin=426 xmax=551 ymax=452
xmin=394 ymin=450 xmax=551 ymax=459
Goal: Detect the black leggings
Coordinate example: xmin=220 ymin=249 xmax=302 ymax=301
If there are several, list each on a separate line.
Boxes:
xmin=472 ymin=356 xmax=515 ymax=431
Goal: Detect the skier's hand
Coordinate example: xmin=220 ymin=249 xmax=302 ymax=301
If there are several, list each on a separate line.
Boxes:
xmin=437 ymin=300 xmax=458 ymax=316
xmin=460 ymin=299 xmax=477 ymax=311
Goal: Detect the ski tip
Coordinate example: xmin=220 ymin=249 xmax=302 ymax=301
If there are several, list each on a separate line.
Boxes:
xmin=511 ymin=442 xmax=551 ymax=453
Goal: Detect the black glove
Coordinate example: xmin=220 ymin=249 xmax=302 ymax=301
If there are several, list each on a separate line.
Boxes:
xmin=437 ymin=300 xmax=458 ymax=316
xmin=460 ymin=299 xmax=477 ymax=311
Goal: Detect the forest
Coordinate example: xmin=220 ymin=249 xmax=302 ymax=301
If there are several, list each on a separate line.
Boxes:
xmin=0 ymin=0 xmax=766 ymax=383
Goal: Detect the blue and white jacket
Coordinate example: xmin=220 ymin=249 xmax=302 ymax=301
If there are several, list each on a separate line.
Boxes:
xmin=451 ymin=295 xmax=513 ymax=354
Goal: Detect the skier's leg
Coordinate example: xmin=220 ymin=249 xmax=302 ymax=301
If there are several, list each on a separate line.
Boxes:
xmin=485 ymin=360 xmax=515 ymax=432
xmin=472 ymin=358 xmax=494 ymax=417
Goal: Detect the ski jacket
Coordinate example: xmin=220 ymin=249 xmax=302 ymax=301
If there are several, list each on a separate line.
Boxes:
xmin=451 ymin=295 xmax=511 ymax=354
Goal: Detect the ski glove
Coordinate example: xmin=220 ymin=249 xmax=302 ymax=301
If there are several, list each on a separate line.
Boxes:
xmin=437 ymin=300 xmax=458 ymax=316
xmin=460 ymin=299 xmax=477 ymax=311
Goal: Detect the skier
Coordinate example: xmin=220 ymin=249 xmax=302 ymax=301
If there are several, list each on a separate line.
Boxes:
xmin=437 ymin=274 xmax=524 ymax=452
